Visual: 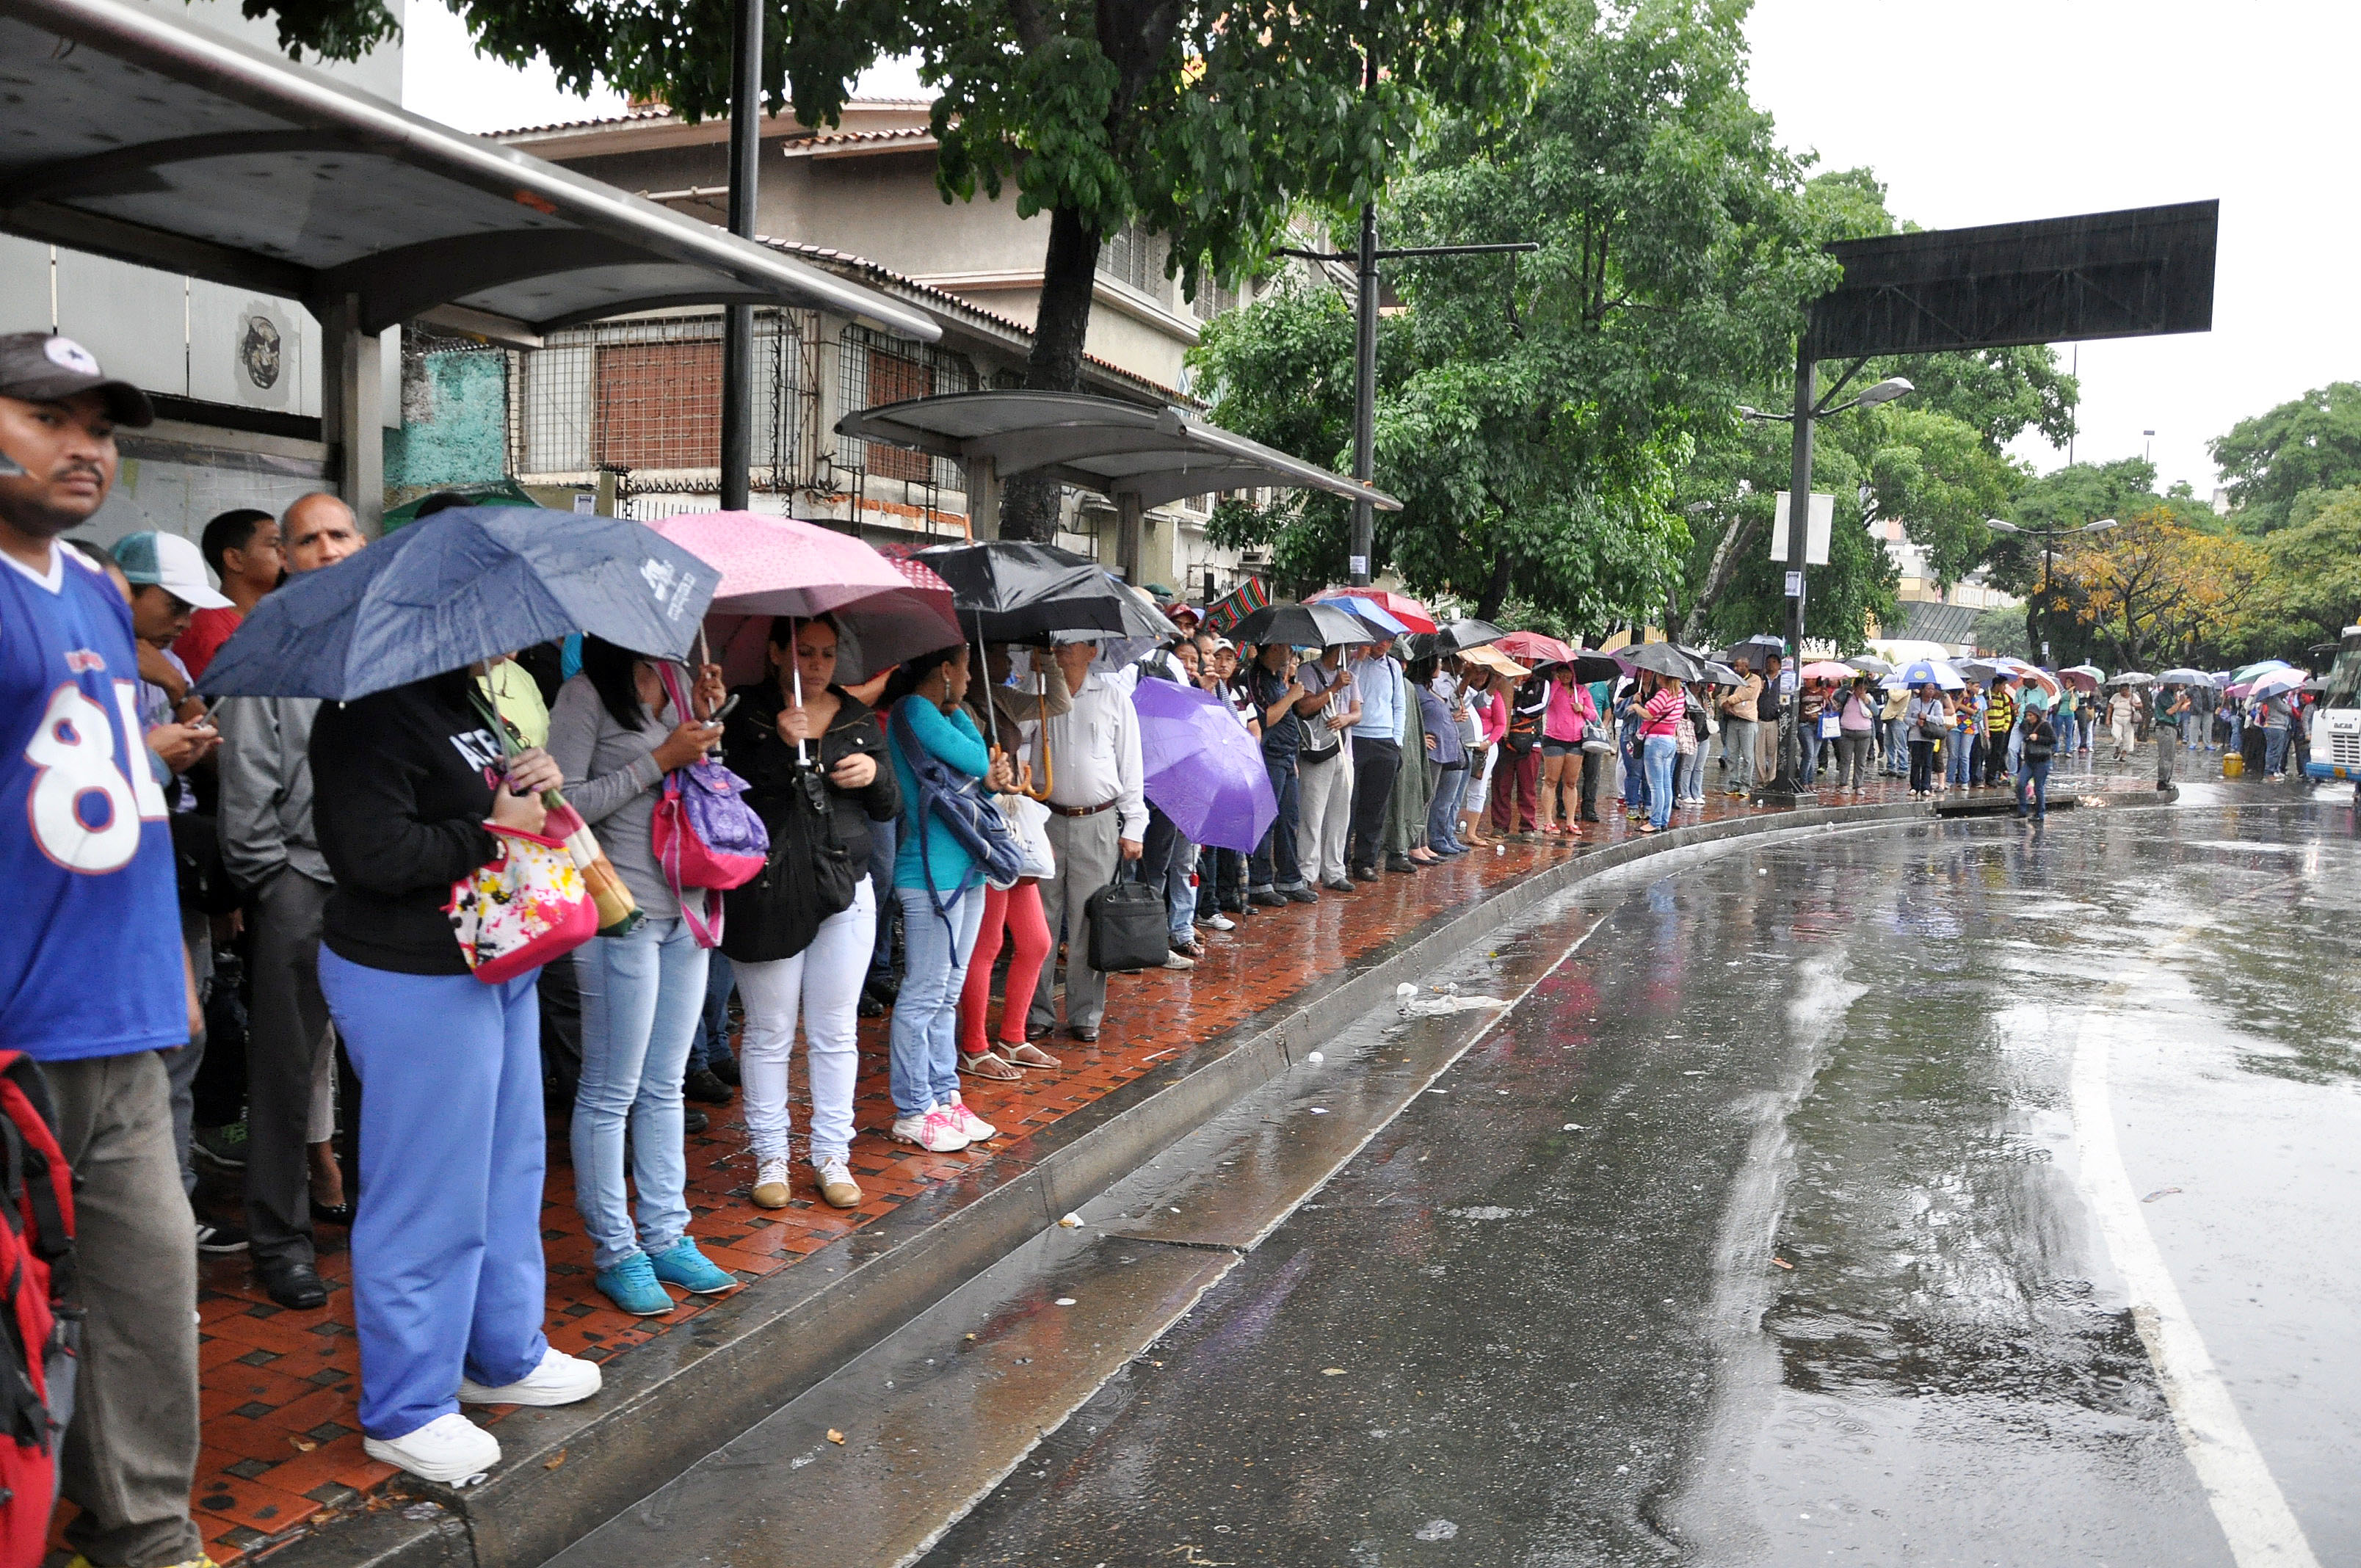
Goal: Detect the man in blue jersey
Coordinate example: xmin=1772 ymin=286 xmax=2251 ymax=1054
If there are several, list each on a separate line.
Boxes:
xmin=0 ymin=333 xmax=208 ymax=1568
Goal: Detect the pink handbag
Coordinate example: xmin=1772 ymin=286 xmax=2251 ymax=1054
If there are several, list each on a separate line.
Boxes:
xmin=446 ymin=818 xmax=600 ymax=984
xmin=648 ymin=663 xmax=768 ymax=946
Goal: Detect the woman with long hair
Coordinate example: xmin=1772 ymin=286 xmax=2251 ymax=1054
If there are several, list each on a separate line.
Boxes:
xmin=1639 ymin=672 xmax=1686 ymax=833
xmin=312 ymin=666 xmax=600 ymax=1484
xmin=884 ymin=644 xmax=1017 ymax=1152
xmin=957 ymin=644 xmax=1065 ymax=1078
xmin=548 ymin=636 xmax=739 ymax=1317
xmin=721 ymin=614 xmax=899 ymax=1211
xmin=1532 ymin=663 xmax=1592 ymax=839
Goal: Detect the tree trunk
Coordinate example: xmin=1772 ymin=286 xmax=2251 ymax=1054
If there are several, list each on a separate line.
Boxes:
xmin=1680 ymin=513 xmax=1760 ymax=643
xmin=998 ymin=207 xmax=1103 ymax=542
xmin=1473 ymin=536 xmax=1517 ymax=623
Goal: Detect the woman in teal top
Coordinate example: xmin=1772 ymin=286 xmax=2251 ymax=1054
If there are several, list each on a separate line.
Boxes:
xmin=882 ymin=645 xmax=1012 ymax=1153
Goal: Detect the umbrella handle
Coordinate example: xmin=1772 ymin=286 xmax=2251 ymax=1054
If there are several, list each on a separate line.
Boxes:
xmin=1022 ymin=682 xmax=1055 ymax=800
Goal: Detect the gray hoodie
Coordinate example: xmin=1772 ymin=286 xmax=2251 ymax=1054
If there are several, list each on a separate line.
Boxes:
xmin=216 ymin=694 xmax=329 ymax=888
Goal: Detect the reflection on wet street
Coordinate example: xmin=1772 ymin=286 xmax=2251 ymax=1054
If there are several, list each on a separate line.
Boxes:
xmin=918 ymin=799 xmax=2361 ymax=1567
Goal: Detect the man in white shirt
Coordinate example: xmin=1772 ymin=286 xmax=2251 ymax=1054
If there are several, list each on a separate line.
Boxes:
xmin=1345 ymin=636 xmax=1402 ymax=879
xmin=1028 ymin=639 xmax=1147 ymax=1043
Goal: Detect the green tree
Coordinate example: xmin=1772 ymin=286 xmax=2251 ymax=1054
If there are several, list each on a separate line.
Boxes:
xmin=1196 ymin=0 xmax=1829 ymax=632
xmin=2241 ymin=487 xmax=2361 ymax=662
xmin=2211 ymin=382 xmax=2361 ymax=533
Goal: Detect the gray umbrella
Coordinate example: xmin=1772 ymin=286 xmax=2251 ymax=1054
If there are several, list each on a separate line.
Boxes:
xmin=1846 ymin=654 xmax=1892 ymax=675
xmin=1620 ymin=642 xmax=1708 ymax=680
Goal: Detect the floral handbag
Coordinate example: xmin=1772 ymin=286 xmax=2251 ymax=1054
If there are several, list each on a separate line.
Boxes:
xmin=446 ymin=820 xmax=599 ymax=984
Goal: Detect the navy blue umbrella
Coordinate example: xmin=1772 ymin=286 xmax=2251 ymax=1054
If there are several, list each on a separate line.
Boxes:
xmin=198 ymin=507 xmax=719 ymax=700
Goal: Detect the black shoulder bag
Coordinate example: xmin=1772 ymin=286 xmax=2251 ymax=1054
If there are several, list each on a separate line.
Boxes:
xmin=721 ymin=740 xmax=860 ymax=965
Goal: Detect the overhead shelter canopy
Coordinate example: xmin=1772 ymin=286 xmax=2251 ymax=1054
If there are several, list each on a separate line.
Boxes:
xmin=0 ymin=0 xmax=943 ymax=342
xmin=835 ymin=391 xmax=1403 ymax=512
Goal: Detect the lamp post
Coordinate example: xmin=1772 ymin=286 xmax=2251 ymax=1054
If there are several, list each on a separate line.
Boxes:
xmin=1738 ymin=371 xmax=1914 ymax=803
xmin=717 ymin=0 xmax=763 ymax=513
xmin=1985 ymin=516 xmax=2116 ymax=662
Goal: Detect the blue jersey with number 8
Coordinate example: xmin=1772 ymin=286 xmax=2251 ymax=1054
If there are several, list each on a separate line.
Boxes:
xmin=1 ymin=545 xmax=185 ymax=1060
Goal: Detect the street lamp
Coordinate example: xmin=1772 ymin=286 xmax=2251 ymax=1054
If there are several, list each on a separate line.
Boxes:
xmin=1736 ymin=372 xmax=1915 ymax=802
xmin=1986 ymin=517 xmax=2117 ymax=661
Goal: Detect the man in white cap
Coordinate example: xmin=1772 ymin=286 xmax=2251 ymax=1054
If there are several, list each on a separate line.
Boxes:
xmin=0 ymin=333 xmax=210 ymax=1568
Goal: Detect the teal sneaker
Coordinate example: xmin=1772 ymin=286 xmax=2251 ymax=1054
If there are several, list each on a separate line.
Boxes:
xmin=593 ymin=1252 xmax=674 ymax=1316
xmin=648 ymin=1237 xmax=739 ymax=1296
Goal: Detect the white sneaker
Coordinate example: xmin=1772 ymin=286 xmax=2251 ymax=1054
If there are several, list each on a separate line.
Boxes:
xmin=1200 ymin=912 xmax=1236 ymax=932
xmin=945 ymin=1095 xmax=998 ymax=1142
xmin=891 ymin=1106 xmax=970 ymax=1153
xmin=751 ymin=1156 xmax=792 ymax=1209
xmin=364 ymin=1412 xmax=501 ymax=1485
xmin=457 ymin=1346 xmax=601 ymax=1407
xmin=1161 ymin=950 xmax=1196 ymax=970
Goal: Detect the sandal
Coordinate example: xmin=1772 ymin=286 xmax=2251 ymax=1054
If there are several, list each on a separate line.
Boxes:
xmin=1004 ymin=1041 xmax=1062 ymax=1070
xmin=957 ymin=1049 xmax=1023 ymax=1081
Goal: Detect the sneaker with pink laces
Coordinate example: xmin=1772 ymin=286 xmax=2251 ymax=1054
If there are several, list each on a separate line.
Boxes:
xmin=945 ymin=1095 xmax=998 ymax=1142
xmin=890 ymin=1106 xmax=971 ymax=1153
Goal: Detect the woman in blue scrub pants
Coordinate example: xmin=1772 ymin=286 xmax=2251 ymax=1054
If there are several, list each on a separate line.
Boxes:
xmin=311 ymin=667 xmax=604 ymax=1486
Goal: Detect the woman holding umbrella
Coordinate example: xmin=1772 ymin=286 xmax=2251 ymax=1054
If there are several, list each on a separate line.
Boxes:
xmin=1534 ymin=662 xmax=1595 ymax=840
xmin=1638 ymin=672 xmax=1686 ymax=833
xmin=550 ymin=639 xmax=741 ymax=1318
xmin=721 ymin=614 xmax=901 ymax=1213
xmin=1904 ymin=681 xmax=1947 ymax=799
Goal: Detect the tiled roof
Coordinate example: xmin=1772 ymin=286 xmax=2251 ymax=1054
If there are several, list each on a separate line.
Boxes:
xmin=490 ymin=98 xmax=935 ymax=141
xmin=786 ymin=126 xmax=937 ymax=151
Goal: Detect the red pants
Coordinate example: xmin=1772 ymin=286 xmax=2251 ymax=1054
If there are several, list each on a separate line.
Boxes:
xmin=958 ymin=879 xmax=1051 ymax=1054
xmin=1491 ymin=746 xmax=1539 ymax=833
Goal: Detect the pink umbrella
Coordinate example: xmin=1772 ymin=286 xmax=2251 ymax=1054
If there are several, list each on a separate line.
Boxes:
xmin=655 ymin=511 xmax=961 ymax=686
xmin=1493 ymin=629 xmax=1577 ymax=667
xmin=1800 ymin=661 xmax=1857 ymax=681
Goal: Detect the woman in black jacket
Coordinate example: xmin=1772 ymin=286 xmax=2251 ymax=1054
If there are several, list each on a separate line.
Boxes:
xmin=311 ymin=667 xmax=601 ymax=1486
xmin=720 ymin=614 xmax=899 ymax=1211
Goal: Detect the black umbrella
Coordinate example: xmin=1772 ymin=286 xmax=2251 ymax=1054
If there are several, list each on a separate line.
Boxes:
xmin=1723 ymin=634 xmax=1786 ymax=666
xmin=1567 ymin=653 xmax=1626 ymax=685
xmin=1433 ymin=617 xmax=1506 ymax=653
xmin=915 ymin=541 xmax=1177 ymax=643
xmin=1621 ymin=642 xmax=1708 ymax=680
xmin=1234 ymin=600 xmax=1374 ymax=650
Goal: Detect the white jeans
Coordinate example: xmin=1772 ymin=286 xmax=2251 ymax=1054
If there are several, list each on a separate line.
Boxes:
xmin=1296 ymin=749 xmax=1353 ymax=885
xmin=732 ymin=876 xmax=876 ymax=1166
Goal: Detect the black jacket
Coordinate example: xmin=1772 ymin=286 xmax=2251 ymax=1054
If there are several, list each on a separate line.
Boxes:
xmin=311 ymin=673 xmax=501 ymax=976
xmin=721 ymin=681 xmax=899 ymax=866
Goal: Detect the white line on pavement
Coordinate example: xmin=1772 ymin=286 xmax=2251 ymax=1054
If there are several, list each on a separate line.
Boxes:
xmin=2071 ymin=991 xmax=2321 ymax=1568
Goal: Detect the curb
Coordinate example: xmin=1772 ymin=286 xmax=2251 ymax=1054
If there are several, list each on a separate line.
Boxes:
xmin=270 ymin=796 xmax=1966 ymax=1568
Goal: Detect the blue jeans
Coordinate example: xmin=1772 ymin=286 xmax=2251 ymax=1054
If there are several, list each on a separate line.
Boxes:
xmin=1885 ymin=719 xmax=1908 ymax=774
xmin=1622 ymin=722 xmax=1645 ymax=809
xmin=891 ymin=881 xmax=984 ymax=1117
xmin=1678 ymin=743 xmax=1704 ymax=800
xmin=571 ymin=916 xmax=708 ymax=1271
xmin=1248 ymin=761 xmax=1305 ymax=890
xmin=1426 ymin=762 xmax=1468 ymax=849
xmin=2055 ymin=712 xmax=2078 ymax=757
xmin=320 ymin=951 xmax=547 ymax=1440
xmin=1142 ymin=806 xmax=1197 ymax=942
xmin=1643 ymin=734 xmax=1678 ymax=830
xmin=1946 ymin=732 xmax=1971 ymax=785
xmin=688 ymin=951 xmax=736 ymax=1075
xmin=2266 ymin=726 xmax=2289 ymax=775
xmin=866 ymin=817 xmax=899 ymax=984
xmin=2018 ymin=758 xmax=2051 ymax=816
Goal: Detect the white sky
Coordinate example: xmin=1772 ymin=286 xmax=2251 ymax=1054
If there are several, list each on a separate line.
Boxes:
xmin=402 ymin=1 xmax=2360 ymax=497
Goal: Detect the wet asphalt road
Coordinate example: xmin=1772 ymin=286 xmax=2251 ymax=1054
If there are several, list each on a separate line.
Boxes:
xmin=915 ymin=799 xmax=2361 ymax=1567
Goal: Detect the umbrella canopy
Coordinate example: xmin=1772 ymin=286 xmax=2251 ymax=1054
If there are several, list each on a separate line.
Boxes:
xmin=1433 ymin=617 xmax=1506 ymax=653
xmin=1233 ymin=601 xmax=1374 ymax=650
xmin=1846 ymin=654 xmax=1893 ymax=676
xmin=2248 ymin=667 xmax=2310 ymax=700
xmin=915 ymin=541 xmax=1176 ymax=643
xmin=1695 ymin=658 xmax=1745 ymax=687
xmin=1799 ymin=660 xmax=1857 ymax=682
xmin=200 ymin=508 xmax=717 ymax=700
xmin=657 ymin=512 xmax=962 ymax=686
xmin=2154 ymin=667 xmax=2213 ymax=687
xmin=1460 ymin=645 xmax=1530 ymax=680
xmin=2107 ymin=671 xmax=2153 ymax=686
xmin=1724 ymin=634 xmax=1787 ymax=666
xmin=2232 ymin=658 xmax=2294 ymax=686
xmin=1617 ymin=642 xmax=1707 ymax=680
xmin=1899 ymin=658 xmax=1966 ymax=691
xmin=1310 ymin=587 xmax=1439 ymax=635
xmin=1130 ymin=678 xmax=1277 ymax=852
xmin=1311 ymin=592 xmax=1410 ymax=638
xmin=1494 ymin=630 xmax=1578 ymax=667
xmin=2059 ymin=664 xmax=2106 ymax=692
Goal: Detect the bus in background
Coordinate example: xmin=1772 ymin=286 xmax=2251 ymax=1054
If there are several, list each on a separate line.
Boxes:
xmin=2307 ymin=624 xmax=2361 ymax=796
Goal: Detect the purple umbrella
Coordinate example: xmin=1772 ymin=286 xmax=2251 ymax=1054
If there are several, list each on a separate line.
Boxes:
xmin=1130 ymin=678 xmax=1277 ymax=852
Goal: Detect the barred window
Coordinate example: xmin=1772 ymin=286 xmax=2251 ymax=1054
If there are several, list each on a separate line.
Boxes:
xmin=595 ymin=338 xmax=721 ymax=471
xmin=1189 ymin=278 xmax=1239 ymax=322
xmin=1098 ymin=219 xmax=1164 ymax=296
xmin=835 ymin=326 xmax=978 ymax=489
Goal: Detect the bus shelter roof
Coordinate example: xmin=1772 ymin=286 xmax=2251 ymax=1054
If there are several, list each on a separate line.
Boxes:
xmin=835 ymin=391 xmax=1402 ymax=512
xmin=0 ymin=0 xmax=941 ymax=341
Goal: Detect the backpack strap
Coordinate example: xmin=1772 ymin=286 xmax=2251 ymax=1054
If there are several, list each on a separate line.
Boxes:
xmin=0 ymin=1058 xmax=73 ymax=1306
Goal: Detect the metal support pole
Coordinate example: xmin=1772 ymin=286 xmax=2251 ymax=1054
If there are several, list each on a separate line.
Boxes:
xmin=1761 ymin=352 xmax=1816 ymax=802
xmin=319 ymin=294 xmax=383 ymax=535
xmin=1349 ymin=200 xmax=1377 ymax=587
xmin=1116 ymin=492 xmax=1144 ymax=587
xmin=718 ymin=0 xmax=762 ymax=513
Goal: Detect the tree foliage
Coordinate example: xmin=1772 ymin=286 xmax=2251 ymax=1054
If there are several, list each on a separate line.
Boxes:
xmin=2210 ymin=381 xmax=2361 ymax=534
xmin=2053 ymin=507 xmax=2266 ymax=670
xmin=1196 ymin=0 xmax=1826 ymax=632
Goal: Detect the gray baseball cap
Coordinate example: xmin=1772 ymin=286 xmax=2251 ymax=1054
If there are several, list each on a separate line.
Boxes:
xmin=0 ymin=333 xmax=154 ymax=427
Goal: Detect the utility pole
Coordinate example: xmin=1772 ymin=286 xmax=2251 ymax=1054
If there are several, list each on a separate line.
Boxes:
xmin=718 ymin=0 xmax=762 ymax=513
xmin=1277 ymin=48 xmax=1535 ymax=587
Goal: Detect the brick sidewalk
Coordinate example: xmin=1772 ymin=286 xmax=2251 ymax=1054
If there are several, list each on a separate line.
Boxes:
xmin=103 ymin=758 xmax=2165 ymax=1561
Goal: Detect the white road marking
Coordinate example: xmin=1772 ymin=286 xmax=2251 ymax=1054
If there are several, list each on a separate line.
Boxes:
xmin=2072 ymin=990 xmax=2321 ymax=1568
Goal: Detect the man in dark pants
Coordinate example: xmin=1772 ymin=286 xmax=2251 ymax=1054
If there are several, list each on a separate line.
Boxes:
xmin=1245 ymin=642 xmax=1314 ymax=905
xmin=1345 ymin=636 xmax=1401 ymax=879
xmin=217 ymin=493 xmax=364 ymax=1312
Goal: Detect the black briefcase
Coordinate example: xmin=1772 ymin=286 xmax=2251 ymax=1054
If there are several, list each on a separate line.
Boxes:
xmin=1086 ymin=864 xmax=1170 ymax=973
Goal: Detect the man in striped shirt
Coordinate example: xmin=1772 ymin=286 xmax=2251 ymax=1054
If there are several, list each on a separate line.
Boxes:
xmin=1981 ymin=678 xmax=2016 ymax=788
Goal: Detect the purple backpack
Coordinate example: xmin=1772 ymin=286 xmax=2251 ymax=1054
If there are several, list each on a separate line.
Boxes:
xmin=650 ymin=664 xmax=769 ymax=946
